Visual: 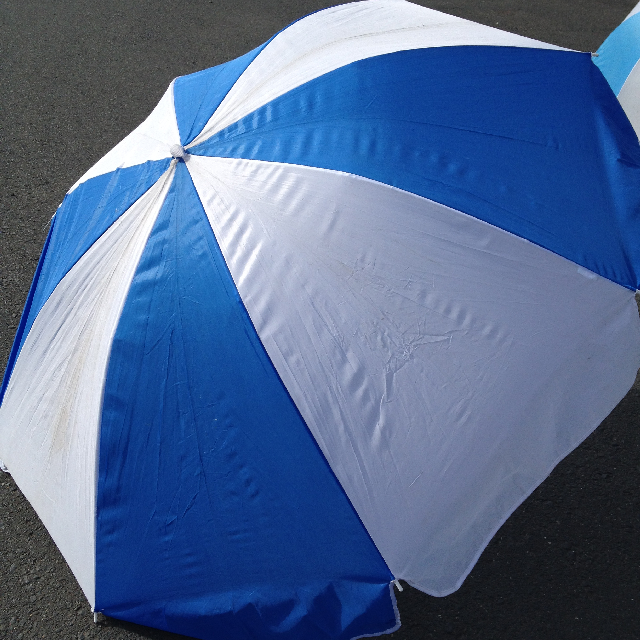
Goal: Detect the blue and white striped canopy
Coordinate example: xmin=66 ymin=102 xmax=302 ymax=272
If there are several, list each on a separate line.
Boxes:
xmin=2 ymin=2 xmax=640 ymax=639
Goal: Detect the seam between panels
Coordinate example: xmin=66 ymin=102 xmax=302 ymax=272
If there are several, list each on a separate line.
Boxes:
xmin=618 ymin=56 xmax=640 ymax=96
xmin=180 ymin=3 xmax=368 ymax=149
xmin=0 ymin=218 xmax=56 ymax=407
xmin=2 ymin=164 xmax=174 ymax=410
xmin=187 ymin=155 xmax=632 ymax=291
xmin=182 ymin=159 xmax=396 ymax=582
xmin=93 ymin=163 xmax=177 ymax=613
xmin=182 ymin=2 xmax=407 ymax=149
xmin=182 ymin=39 xmax=275 ymax=150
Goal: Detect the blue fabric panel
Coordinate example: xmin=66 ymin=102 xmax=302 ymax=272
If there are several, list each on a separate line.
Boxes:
xmin=96 ymin=161 xmax=395 ymax=640
xmin=0 ymin=159 xmax=169 ymax=406
xmin=192 ymin=46 xmax=640 ymax=291
xmin=173 ymin=44 xmax=268 ymax=146
xmin=595 ymin=13 xmax=640 ymax=95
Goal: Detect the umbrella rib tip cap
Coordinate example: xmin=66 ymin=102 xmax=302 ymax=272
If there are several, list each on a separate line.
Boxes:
xmin=170 ymin=144 xmax=188 ymax=160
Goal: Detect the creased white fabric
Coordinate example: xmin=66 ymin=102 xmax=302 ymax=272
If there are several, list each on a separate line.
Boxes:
xmin=187 ymin=0 xmax=563 ymax=147
xmin=0 ymin=164 xmax=175 ymax=604
xmin=187 ymin=156 xmax=640 ymax=595
xmin=68 ymin=83 xmax=180 ymax=193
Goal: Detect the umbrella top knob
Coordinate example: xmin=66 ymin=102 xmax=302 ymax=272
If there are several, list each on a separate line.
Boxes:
xmin=170 ymin=144 xmax=188 ymax=160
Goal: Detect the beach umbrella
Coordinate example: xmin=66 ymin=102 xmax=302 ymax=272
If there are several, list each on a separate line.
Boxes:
xmin=595 ymin=1 xmax=640 ymax=136
xmin=2 ymin=1 xmax=640 ymax=638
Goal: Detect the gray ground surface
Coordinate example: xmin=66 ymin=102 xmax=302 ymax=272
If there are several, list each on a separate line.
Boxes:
xmin=1 ymin=1 xmax=639 ymax=638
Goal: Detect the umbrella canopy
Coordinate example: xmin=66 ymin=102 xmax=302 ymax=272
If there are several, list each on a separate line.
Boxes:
xmin=595 ymin=1 xmax=640 ymax=136
xmin=2 ymin=1 xmax=640 ymax=638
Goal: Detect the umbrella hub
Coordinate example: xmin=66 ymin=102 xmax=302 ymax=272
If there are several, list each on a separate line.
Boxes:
xmin=170 ymin=144 xmax=188 ymax=160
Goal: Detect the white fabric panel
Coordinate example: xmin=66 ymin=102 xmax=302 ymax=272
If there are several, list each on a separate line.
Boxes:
xmin=68 ymin=83 xmax=180 ymax=193
xmin=618 ymin=59 xmax=640 ymax=137
xmin=187 ymin=0 xmax=563 ymax=147
xmin=187 ymin=156 xmax=640 ymax=595
xmin=0 ymin=164 xmax=175 ymax=604
xmin=626 ymin=2 xmax=640 ymax=20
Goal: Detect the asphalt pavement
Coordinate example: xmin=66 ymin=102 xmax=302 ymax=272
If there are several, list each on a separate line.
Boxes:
xmin=0 ymin=1 xmax=639 ymax=638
